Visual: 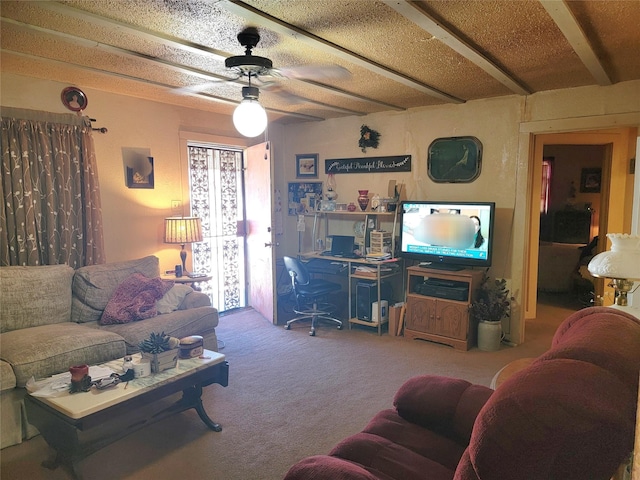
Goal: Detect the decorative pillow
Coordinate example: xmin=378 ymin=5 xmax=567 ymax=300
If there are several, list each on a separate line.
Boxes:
xmin=100 ymin=273 xmax=174 ymax=325
xmin=156 ymin=284 xmax=193 ymax=314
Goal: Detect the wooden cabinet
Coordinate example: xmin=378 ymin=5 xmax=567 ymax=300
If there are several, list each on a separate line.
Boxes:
xmin=404 ymin=266 xmax=483 ymax=350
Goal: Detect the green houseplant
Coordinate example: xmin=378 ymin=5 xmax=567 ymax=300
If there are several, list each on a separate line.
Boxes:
xmin=471 ymin=273 xmax=512 ymax=351
xmin=138 ymin=332 xmax=180 ymax=373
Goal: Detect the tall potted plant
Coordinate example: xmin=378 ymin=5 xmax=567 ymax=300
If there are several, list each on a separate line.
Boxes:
xmin=470 ymin=273 xmax=512 ymax=351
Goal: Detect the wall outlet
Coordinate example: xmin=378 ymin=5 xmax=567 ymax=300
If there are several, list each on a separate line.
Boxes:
xmin=171 ymin=200 xmax=182 ymax=216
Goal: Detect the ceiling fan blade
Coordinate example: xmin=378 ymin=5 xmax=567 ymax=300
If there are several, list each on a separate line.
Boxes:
xmin=259 ymin=83 xmax=305 ymax=104
xmin=174 ymin=75 xmax=241 ymax=95
xmin=273 ymin=65 xmax=351 ymax=81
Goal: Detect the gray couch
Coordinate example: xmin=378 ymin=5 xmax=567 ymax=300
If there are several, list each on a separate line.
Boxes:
xmin=0 ymin=255 xmax=219 ymax=449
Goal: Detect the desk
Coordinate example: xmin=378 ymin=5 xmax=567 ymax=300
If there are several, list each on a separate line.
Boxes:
xmin=161 ymin=274 xmax=212 ymax=291
xmin=301 ymin=252 xmax=402 ymax=335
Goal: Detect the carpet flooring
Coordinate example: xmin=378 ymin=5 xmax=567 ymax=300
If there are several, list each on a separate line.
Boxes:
xmin=0 ymin=301 xmax=574 ymax=480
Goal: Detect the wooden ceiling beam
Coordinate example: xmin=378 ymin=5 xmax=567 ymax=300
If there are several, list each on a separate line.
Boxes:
xmin=382 ymin=0 xmax=530 ymax=96
xmin=539 ymin=0 xmax=611 ymax=86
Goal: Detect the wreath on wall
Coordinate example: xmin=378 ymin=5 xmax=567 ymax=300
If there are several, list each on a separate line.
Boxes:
xmin=358 ymin=125 xmax=380 ymax=153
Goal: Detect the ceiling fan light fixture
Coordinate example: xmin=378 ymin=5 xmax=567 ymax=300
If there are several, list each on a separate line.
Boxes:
xmin=233 ymin=86 xmax=267 ymax=138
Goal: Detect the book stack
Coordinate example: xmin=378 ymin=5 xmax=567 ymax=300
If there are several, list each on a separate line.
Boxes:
xmin=365 ymin=251 xmax=392 ymax=261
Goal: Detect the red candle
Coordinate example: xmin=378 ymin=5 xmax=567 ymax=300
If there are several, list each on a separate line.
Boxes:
xmin=69 ymin=364 xmax=88 ymax=382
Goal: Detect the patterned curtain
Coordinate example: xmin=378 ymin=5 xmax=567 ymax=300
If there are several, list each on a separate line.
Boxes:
xmin=0 ymin=107 xmax=105 ymax=267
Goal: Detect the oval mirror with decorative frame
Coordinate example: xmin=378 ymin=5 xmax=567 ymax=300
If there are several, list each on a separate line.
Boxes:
xmin=427 ymin=136 xmax=482 ymax=183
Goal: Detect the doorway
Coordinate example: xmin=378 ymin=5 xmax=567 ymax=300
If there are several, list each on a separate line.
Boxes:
xmin=526 ymin=129 xmax=634 ymax=320
xmin=536 ymin=144 xmax=607 ymax=311
xmin=188 ymin=144 xmax=247 ymax=313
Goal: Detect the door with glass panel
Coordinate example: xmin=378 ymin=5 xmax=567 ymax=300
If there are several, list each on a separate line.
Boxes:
xmin=188 ymin=144 xmax=246 ymax=312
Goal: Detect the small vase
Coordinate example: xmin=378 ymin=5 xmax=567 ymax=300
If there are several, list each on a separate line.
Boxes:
xmin=347 ymin=202 xmax=357 ymax=212
xmin=357 ymin=190 xmax=369 ymax=211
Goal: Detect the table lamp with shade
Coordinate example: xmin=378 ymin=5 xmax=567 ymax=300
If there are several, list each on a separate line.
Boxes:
xmin=587 ymin=233 xmax=640 ymax=307
xmin=164 ymin=217 xmax=203 ymax=275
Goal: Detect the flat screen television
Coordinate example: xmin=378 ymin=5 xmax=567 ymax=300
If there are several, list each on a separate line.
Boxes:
xmin=399 ymin=200 xmax=495 ymax=270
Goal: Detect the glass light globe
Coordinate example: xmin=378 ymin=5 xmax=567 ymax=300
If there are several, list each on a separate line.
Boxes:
xmin=233 ymin=99 xmax=267 ymax=137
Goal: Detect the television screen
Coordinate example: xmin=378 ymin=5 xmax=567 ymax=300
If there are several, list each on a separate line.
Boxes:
xmin=399 ymin=201 xmax=495 ymax=270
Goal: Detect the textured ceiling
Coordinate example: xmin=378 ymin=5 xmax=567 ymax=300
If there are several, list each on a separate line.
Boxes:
xmin=1 ymin=0 xmax=639 ymax=125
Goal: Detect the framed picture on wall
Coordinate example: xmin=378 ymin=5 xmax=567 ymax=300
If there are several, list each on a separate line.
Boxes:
xmin=295 ymin=154 xmax=319 ymax=178
xmin=126 ymin=157 xmax=154 ymax=189
xmin=580 ymin=168 xmax=601 ymax=193
xmin=427 ymin=136 xmax=482 ymax=183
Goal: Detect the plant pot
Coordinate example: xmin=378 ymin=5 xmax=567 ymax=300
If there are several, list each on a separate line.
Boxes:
xmin=477 ymin=320 xmax=502 ymax=352
xmin=142 ymin=349 xmax=178 ymax=373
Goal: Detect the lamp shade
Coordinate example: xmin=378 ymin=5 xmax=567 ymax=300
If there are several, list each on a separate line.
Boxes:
xmin=164 ymin=217 xmax=203 ymax=244
xmin=588 ymin=233 xmax=640 ymax=280
xmin=233 ymin=99 xmax=267 ymax=138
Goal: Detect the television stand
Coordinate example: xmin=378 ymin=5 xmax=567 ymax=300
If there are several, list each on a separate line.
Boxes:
xmin=405 ymin=266 xmax=484 ymax=350
xmin=418 ymin=262 xmax=464 ymax=271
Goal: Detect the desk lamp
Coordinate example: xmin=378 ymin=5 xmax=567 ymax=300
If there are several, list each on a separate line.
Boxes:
xmin=164 ymin=217 xmax=203 ymax=275
xmin=588 ymin=233 xmax=640 ymax=307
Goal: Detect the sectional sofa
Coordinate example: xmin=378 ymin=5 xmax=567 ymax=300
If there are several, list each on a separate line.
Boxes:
xmin=0 ymin=255 xmax=219 ymax=449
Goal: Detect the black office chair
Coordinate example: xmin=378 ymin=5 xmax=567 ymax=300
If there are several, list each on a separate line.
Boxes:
xmin=283 ymin=256 xmax=343 ymax=336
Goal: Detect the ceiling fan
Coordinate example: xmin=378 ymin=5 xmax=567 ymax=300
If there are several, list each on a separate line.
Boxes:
xmin=178 ymin=27 xmax=349 ymax=98
xmin=179 ymin=27 xmax=349 ymax=137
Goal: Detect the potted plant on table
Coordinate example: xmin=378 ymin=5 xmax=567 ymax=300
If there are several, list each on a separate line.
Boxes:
xmin=138 ymin=331 xmax=180 ymax=373
xmin=470 ymin=273 xmax=512 ymax=351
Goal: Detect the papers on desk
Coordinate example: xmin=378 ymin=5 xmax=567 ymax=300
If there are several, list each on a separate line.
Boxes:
xmin=365 ymin=252 xmax=392 ymax=261
xmin=27 ymin=366 xmax=115 ymax=397
xmin=353 ymin=265 xmax=396 ymax=277
xmin=353 ymin=266 xmax=378 ymax=277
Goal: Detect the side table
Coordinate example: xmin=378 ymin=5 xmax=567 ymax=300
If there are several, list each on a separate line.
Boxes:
xmin=161 ymin=274 xmax=212 ymax=291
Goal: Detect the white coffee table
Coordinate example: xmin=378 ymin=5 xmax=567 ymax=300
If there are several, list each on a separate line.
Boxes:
xmin=25 ymin=350 xmax=228 ymax=479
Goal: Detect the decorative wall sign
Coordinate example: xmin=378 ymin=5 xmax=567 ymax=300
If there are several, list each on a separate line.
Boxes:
xmin=61 ymin=86 xmax=88 ymax=112
xmin=325 ymin=155 xmax=411 ymax=174
xmin=287 ymin=182 xmax=323 ymax=215
xmin=427 ymin=136 xmax=482 ymax=183
xmin=295 ymin=153 xmax=318 ymax=178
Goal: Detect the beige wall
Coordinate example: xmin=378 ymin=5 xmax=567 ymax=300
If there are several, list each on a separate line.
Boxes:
xmin=275 ymin=81 xmax=640 ymax=342
xmin=1 ymin=73 xmax=256 ymax=272
xmin=2 ymin=72 xmax=639 ymax=343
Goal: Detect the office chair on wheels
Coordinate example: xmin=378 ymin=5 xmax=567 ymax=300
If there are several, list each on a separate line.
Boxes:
xmin=283 ymin=256 xmax=343 ymax=336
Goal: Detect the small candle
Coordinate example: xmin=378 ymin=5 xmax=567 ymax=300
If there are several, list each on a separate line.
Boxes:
xmin=69 ymin=364 xmax=89 ymax=382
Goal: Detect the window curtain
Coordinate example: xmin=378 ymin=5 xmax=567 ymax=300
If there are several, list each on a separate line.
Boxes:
xmin=0 ymin=107 xmax=105 ymax=267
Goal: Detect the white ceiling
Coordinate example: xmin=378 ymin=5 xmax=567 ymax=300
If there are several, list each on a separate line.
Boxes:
xmin=1 ymin=0 xmax=639 ymax=125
